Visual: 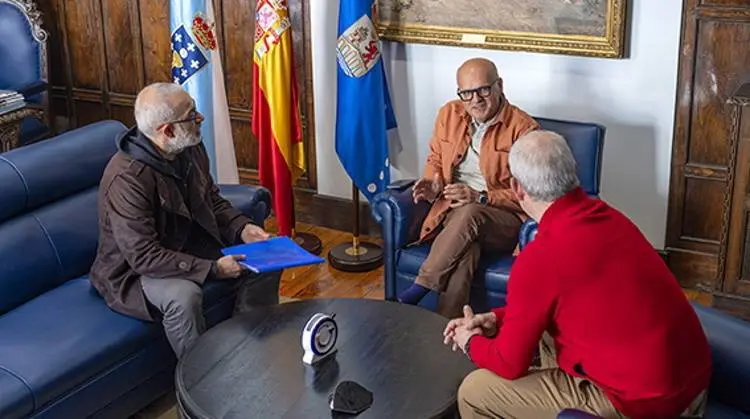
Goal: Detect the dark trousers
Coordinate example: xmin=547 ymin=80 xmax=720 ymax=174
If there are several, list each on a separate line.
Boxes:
xmin=415 ymin=203 xmax=520 ymax=318
xmin=141 ymin=271 xmax=281 ymax=358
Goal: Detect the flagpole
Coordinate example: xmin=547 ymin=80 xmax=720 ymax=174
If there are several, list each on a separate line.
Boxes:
xmin=328 ymin=182 xmax=383 ymax=272
xmin=289 ymin=188 xmax=322 ymax=255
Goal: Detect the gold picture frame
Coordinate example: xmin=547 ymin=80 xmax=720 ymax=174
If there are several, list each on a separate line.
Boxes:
xmin=376 ymin=0 xmax=628 ymax=59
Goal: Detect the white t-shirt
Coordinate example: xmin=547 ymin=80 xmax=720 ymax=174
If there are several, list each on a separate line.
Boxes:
xmin=454 ymin=114 xmax=501 ymax=192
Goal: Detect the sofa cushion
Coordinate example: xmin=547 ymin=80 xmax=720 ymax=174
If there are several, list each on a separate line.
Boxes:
xmin=0 ymin=367 xmax=33 ymax=419
xmin=0 ymin=276 xmax=241 ymax=412
xmin=705 ymin=400 xmax=750 ymax=419
xmin=0 ymin=120 xmax=121 ymax=220
xmin=397 ymin=244 xmax=514 ymax=293
xmin=0 ymin=188 xmax=99 ymax=314
xmin=0 ymin=156 xmax=27 ymax=222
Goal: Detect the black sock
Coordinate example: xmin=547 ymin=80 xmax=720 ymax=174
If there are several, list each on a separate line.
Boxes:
xmin=397 ymin=283 xmax=430 ymax=305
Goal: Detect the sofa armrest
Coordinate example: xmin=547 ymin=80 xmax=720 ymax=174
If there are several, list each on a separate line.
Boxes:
xmin=557 ymin=409 xmax=603 ymax=419
xmin=371 ymin=181 xmax=430 ymax=251
xmin=371 ymin=180 xmax=431 ymax=300
xmin=218 ymin=184 xmax=272 ymax=227
xmin=519 ymin=219 xmax=538 ymax=250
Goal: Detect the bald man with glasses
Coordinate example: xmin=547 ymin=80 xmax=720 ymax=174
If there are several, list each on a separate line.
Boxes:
xmin=398 ymin=58 xmax=539 ymax=318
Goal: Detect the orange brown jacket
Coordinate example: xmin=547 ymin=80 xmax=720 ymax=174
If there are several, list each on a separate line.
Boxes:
xmin=418 ymin=98 xmax=539 ymax=242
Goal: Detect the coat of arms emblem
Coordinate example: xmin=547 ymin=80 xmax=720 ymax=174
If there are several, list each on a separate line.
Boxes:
xmin=337 ymin=14 xmax=381 ymax=78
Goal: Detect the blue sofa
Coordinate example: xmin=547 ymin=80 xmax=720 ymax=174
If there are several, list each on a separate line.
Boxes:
xmin=0 ymin=120 xmax=273 ymax=418
xmin=371 ymin=117 xmax=605 ymax=313
xmin=558 ymin=303 xmax=750 ymax=419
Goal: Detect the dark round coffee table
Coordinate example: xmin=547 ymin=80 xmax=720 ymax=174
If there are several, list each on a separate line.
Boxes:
xmin=175 ymin=298 xmax=476 ymax=419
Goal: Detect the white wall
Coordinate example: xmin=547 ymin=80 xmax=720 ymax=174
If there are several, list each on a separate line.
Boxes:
xmin=311 ymin=0 xmax=683 ymax=248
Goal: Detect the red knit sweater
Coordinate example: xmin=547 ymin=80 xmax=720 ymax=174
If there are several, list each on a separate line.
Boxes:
xmin=468 ymin=187 xmax=712 ymax=418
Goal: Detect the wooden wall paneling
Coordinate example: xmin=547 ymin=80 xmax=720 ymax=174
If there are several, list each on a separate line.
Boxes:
xmin=665 ymin=0 xmax=750 ymax=291
xmin=44 ymin=0 xmax=73 ymax=128
xmin=220 ymin=0 xmax=258 ymax=172
xmin=102 ymin=0 xmax=144 ymax=96
xmin=720 ymin=87 xmax=750 ymax=298
xmin=44 ymin=0 xmax=320 ymax=205
xmin=137 ymin=0 xmax=171 ymax=85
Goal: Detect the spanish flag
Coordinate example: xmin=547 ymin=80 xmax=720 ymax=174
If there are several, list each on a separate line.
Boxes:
xmin=252 ymin=0 xmax=305 ymax=236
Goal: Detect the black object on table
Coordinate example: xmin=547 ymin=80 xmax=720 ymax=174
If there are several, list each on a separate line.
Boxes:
xmin=175 ymin=298 xmax=476 ymax=419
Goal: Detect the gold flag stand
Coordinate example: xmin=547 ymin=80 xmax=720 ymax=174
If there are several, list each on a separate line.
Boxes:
xmin=328 ymin=183 xmax=383 ymax=272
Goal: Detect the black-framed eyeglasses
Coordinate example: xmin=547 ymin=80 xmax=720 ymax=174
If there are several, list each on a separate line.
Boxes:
xmin=457 ymin=79 xmax=499 ymax=102
xmin=165 ymin=109 xmax=203 ymax=125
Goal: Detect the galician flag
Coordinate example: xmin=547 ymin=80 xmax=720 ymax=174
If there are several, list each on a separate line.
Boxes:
xmin=252 ymin=0 xmax=305 ymax=237
xmin=336 ymin=0 xmax=397 ymax=201
xmin=170 ymin=0 xmax=239 ymax=184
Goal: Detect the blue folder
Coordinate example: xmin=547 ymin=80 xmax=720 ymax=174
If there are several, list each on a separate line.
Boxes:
xmin=221 ymin=236 xmax=325 ymax=273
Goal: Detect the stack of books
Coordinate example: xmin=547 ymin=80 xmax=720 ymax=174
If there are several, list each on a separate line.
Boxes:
xmin=0 ymin=90 xmax=25 ymax=114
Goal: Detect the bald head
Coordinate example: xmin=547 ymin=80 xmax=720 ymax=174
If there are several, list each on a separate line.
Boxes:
xmin=455 ymin=58 xmax=503 ymax=123
xmin=134 ymin=82 xmax=191 ymax=137
xmin=456 ymin=58 xmax=499 ymax=84
xmin=509 ymin=130 xmax=580 ymax=202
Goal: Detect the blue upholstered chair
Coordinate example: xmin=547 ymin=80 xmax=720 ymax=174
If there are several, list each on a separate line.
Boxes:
xmin=0 ymin=0 xmax=51 ymax=145
xmin=371 ymin=117 xmax=605 ymax=313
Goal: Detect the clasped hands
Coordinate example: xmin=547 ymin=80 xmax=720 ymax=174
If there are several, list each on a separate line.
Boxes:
xmin=443 ymin=305 xmax=498 ymax=354
xmin=413 ymin=174 xmax=479 ymax=208
xmin=215 ymin=223 xmax=271 ymax=279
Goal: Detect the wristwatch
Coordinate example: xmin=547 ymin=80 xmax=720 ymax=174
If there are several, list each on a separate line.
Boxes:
xmin=477 ymin=191 xmax=489 ymax=205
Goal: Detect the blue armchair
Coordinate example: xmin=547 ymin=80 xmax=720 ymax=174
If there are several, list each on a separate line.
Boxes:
xmin=0 ymin=0 xmax=51 ymax=145
xmin=558 ymin=303 xmax=750 ymax=419
xmin=371 ymin=117 xmax=605 ymax=313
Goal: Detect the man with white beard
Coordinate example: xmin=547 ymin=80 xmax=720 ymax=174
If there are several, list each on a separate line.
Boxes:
xmin=90 ymin=83 xmax=280 ymax=359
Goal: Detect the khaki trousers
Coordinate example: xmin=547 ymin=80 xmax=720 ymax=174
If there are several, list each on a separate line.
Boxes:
xmin=457 ymin=335 xmax=708 ymax=419
xmin=415 ymin=203 xmax=521 ymax=319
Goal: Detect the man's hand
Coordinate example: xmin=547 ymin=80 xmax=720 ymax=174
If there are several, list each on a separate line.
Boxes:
xmin=444 ymin=305 xmax=498 ymax=349
xmin=215 ymin=254 xmax=246 ymax=279
xmin=454 ymin=322 xmax=481 ymax=354
xmin=241 ymin=223 xmax=270 ymax=244
xmin=413 ymin=173 xmax=444 ymax=203
xmin=443 ymin=184 xmax=479 ymax=208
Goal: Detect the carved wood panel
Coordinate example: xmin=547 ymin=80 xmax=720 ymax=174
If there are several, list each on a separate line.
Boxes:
xmin=666 ymin=0 xmax=750 ymax=291
xmin=45 ymin=0 xmax=316 ymax=190
xmin=722 ymin=90 xmax=750 ymax=298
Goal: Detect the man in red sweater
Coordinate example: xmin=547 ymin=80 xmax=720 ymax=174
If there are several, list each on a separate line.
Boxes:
xmin=445 ymin=130 xmax=712 ymax=418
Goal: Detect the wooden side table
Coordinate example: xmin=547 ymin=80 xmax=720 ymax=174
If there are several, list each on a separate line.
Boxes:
xmin=1 ymin=105 xmax=46 ymax=152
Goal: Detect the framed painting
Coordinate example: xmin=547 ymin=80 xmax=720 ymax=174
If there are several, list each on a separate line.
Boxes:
xmin=375 ymin=0 xmax=628 ymax=58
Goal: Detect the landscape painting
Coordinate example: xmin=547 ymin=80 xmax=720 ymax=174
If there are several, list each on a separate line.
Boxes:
xmin=376 ymin=0 xmax=627 ymax=58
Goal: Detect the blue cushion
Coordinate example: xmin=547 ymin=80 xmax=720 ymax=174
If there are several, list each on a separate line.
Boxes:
xmin=0 ymin=213 xmax=63 ymax=314
xmin=0 ymin=367 xmax=33 ymax=419
xmin=0 ymin=156 xmax=27 ymax=223
xmin=705 ymin=401 xmax=750 ymax=419
xmin=693 ymin=304 xmax=750 ymax=414
xmin=536 ymin=117 xmax=604 ymax=196
xmin=0 ymin=277 xmax=242 ymax=412
xmin=0 ymin=188 xmax=99 ymax=314
xmin=0 ymin=120 xmax=122 ymax=216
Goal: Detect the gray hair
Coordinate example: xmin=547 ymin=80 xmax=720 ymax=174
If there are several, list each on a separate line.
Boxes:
xmin=509 ymin=130 xmax=580 ymax=202
xmin=134 ymin=82 xmax=184 ymax=137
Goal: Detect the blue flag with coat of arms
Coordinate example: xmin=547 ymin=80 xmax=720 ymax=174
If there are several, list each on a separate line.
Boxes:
xmin=170 ymin=0 xmax=238 ymax=184
xmin=335 ymin=0 xmax=397 ymax=201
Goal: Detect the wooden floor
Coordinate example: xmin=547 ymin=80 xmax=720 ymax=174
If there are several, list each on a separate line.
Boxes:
xmin=264 ymin=219 xmax=386 ymax=301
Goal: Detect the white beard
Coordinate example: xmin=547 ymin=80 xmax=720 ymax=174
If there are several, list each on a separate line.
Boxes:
xmin=164 ymin=129 xmax=201 ymax=155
